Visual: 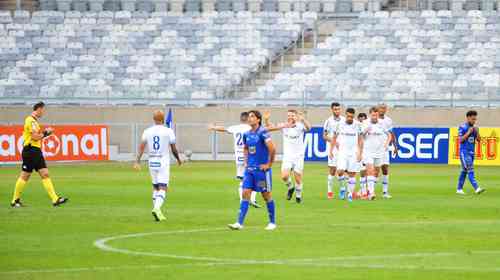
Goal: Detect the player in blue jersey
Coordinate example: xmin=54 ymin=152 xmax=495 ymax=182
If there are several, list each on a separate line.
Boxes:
xmin=456 ymin=110 xmax=485 ymax=195
xmin=228 ymin=110 xmax=277 ymax=231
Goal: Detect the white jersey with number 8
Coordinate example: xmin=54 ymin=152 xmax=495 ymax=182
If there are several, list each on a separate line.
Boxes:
xmin=141 ymin=125 xmax=176 ymax=185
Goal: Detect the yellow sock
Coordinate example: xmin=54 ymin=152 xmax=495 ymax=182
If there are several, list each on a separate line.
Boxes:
xmin=42 ymin=178 xmax=59 ymax=203
xmin=12 ymin=178 xmax=27 ymax=204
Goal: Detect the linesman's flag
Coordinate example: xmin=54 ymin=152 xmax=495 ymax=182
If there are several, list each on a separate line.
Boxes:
xmin=165 ymin=108 xmax=173 ymax=128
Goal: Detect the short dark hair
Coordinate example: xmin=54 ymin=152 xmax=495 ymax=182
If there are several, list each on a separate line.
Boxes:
xmin=248 ymin=110 xmax=262 ymax=125
xmin=33 ymin=102 xmax=45 ymax=111
xmin=331 ymin=102 xmax=340 ymax=108
xmin=240 ymin=112 xmax=249 ymax=121
xmin=358 ymin=113 xmax=367 ymax=119
xmin=346 ymin=108 xmax=355 ymax=115
xmin=466 ymin=110 xmax=478 ymax=117
xmin=369 ymin=106 xmax=378 ymax=113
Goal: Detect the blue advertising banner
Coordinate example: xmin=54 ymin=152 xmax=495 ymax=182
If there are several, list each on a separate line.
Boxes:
xmin=392 ymin=127 xmax=450 ymax=164
xmin=304 ymin=127 xmax=328 ymax=161
xmin=303 ymin=127 xmax=450 ymax=164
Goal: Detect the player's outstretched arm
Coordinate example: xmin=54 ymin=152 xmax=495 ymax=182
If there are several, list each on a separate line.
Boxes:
xmin=170 ymin=144 xmax=182 ymax=166
xmin=208 ymin=123 xmax=227 ymax=133
xmin=262 ymin=111 xmax=281 ymax=132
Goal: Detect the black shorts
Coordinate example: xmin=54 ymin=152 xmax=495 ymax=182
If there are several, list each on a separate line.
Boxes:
xmin=21 ymin=145 xmax=47 ymax=173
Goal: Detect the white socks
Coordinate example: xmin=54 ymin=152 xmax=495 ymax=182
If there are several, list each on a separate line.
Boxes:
xmin=296 ymin=183 xmax=303 ymax=198
xmin=327 ymin=174 xmax=334 ymax=193
xmin=338 ymin=175 xmax=346 ymax=192
xmin=153 ymin=189 xmax=166 ymax=210
xmin=347 ymin=177 xmax=356 ymax=194
xmin=360 ymin=176 xmax=367 ymax=194
xmin=367 ymin=176 xmax=377 ymax=195
xmin=382 ymin=175 xmax=389 ymax=193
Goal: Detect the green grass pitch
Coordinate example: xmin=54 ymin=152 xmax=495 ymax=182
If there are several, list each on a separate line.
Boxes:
xmin=0 ymin=161 xmax=499 ymax=280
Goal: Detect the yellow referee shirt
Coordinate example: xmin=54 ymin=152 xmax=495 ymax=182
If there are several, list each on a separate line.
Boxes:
xmin=23 ymin=115 xmax=41 ymax=148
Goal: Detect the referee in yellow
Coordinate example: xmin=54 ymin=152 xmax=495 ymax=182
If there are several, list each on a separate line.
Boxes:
xmin=11 ymin=102 xmax=68 ymax=207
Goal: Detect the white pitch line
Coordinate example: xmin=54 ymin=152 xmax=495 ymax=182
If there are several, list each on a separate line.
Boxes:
xmin=93 ymin=226 xmax=500 ymax=265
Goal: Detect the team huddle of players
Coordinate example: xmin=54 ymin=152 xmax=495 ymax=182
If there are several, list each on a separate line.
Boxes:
xmin=211 ymin=103 xmax=397 ymax=207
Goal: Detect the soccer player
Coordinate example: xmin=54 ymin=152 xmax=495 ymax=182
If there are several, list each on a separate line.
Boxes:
xmin=456 ymin=110 xmax=485 ymax=195
xmin=134 ymin=110 xmax=182 ymax=222
xmin=323 ymin=102 xmax=345 ymax=199
xmin=378 ymin=104 xmax=398 ymax=199
xmin=361 ymin=107 xmax=391 ymax=201
xmin=228 ymin=110 xmax=276 ymax=231
xmin=208 ymin=112 xmax=261 ymax=208
xmin=329 ymin=108 xmax=363 ymax=202
xmin=263 ymin=110 xmax=311 ymax=203
xmin=357 ymin=112 xmax=368 ymax=198
xmin=10 ymin=102 xmax=68 ymax=207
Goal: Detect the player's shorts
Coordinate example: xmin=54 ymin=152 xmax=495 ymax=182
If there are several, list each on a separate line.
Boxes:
xmin=148 ymin=157 xmax=170 ymax=186
xmin=21 ymin=145 xmax=47 ymax=173
xmin=460 ymin=151 xmax=475 ymax=172
xmin=281 ymin=156 xmax=304 ymax=174
xmin=236 ymin=162 xmax=245 ymax=179
xmin=242 ymin=167 xmax=272 ymax=193
xmin=381 ymin=150 xmax=391 ymax=166
xmin=327 ymin=145 xmax=338 ymax=167
xmin=363 ymin=155 xmax=383 ymax=168
xmin=337 ymin=154 xmax=360 ymax=173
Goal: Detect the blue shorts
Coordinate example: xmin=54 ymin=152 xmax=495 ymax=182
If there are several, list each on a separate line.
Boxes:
xmin=460 ymin=151 xmax=474 ymax=172
xmin=242 ymin=167 xmax=272 ymax=193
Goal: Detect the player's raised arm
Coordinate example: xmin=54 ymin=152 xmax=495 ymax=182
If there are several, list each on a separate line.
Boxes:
xmin=298 ymin=111 xmax=312 ymax=132
xmin=262 ymin=111 xmax=282 ymax=132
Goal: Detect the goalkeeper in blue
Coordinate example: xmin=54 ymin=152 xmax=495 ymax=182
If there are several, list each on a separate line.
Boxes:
xmin=228 ymin=110 xmax=277 ymax=231
xmin=456 ymin=110 xmax=485 ymax=195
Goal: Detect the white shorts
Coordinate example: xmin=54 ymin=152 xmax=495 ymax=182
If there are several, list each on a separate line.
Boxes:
xmin=281 ymin=156 xmax=304 ymax=174
xmin=149 ymin=159 xmax=170 ymax=186
xmin=363 ymin=155 xmax=383 ymax=168
xmin=236 ymin=162 xmax=245 ymax=179
xmin=337 ymin=154 xmax=360 ymax=173
xmin=381 ymin=150 xmax=391 ymax=166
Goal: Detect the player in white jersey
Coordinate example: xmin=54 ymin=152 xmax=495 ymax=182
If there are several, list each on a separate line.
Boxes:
xmin=329 ymin=108 xmax=363 ymax=202
xmin=378 ymin=104 xmax=398 ymax=199
xmin=263 ymin=110 xmax=311 ymax=203
xmin=361 ymin=107 xmax=391 ymax=200
xmin=323 ymin=102 xmax=346 ymax=199
xmin=357 ymin=112 xmax=368 ymax=199
xmin=208 ymin=112 xmax=260 ymax=208
xmin=134 ymin=110 xmax=182 ymax=222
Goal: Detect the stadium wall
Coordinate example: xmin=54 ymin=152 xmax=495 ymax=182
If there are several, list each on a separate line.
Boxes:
xmin=1 ymin=106 xmax=499 ymax=164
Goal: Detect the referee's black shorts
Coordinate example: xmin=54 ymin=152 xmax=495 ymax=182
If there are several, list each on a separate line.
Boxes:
xmin=21 ymin=145 xmax=47 ymax=173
